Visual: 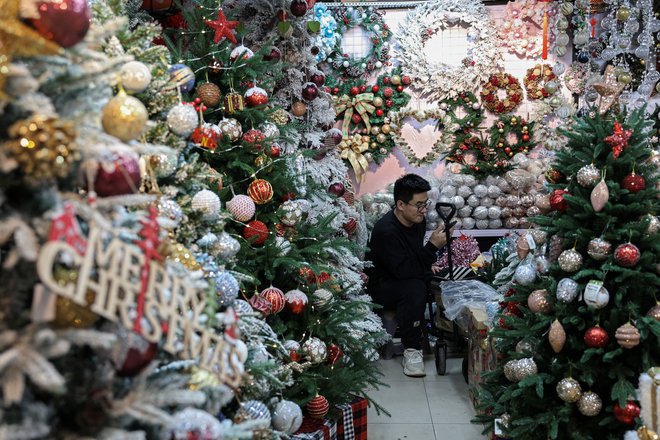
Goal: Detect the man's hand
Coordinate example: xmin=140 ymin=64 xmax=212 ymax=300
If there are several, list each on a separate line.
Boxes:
xmin=428 ymin=225 xmax=449 ymax=248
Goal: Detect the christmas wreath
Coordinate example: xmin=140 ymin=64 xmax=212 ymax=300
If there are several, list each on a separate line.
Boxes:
xmin=480 ymin=73 xmax=523 ymax=114
xmin=437 ymin=91 xmax=485 ymax=136
xmin=523 ymin=63 xmax=557 ymax=100
xmin=389 ymin=108 xmax=454 ymax=167
xmin=394 ymin=0 xmax=502 ymax=101
xmin=489 ymin=115 xmax=535 ymax=159
xmin=445 ymin=134 xmax=507 ymax=178
xmin=316 ymin=4 xmax=392 ymax=78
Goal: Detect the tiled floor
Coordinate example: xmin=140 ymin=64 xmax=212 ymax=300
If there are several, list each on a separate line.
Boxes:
xmin=368 ymin=356 xmax=487 ymax=440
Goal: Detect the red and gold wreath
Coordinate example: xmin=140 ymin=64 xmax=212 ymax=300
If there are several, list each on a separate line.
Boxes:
xmin=480 ymin=73 xmax=523 ymax=114
xmin=523 ymin=63 xmax=557 ymax=100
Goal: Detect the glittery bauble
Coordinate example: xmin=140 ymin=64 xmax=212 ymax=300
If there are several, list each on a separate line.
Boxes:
xmin=587 ymin=238 xmax=612 ymax=260
xmin=4 ymin=115 xmax=78 ymax=183
xmin=621 ymin=172 xmax=646 ymax=193
xmin=590 ymin=179 xmax=609 ymax=212
xmin=272 ymin=400 xmax=303 ymax=434
xmin=577 ymin=392 xmax=602 ymax=416
xmin=613 ymin=400 xmax=641 ymax=425
xmin=120 ymin=61 xmax=152 ymax=93
xmin=615 ymin=322 xmax=640 ymax=349
xmin=227 ymin=195 xmax=255 ymax=222
xmin=643 ymin=215 xmax=660 ymax=235
xmin=224 ymin=92 xmax=244 ymax=114
xmin=291 ymin=101 xmax=308 ymax=116
xmin=218 ymin=118 xmax=242 ymax=142
xmin=162 ymin=408 xmax=223 ymax=440
xmin=216 ymin=231 xmax=241 ymax=260
xmin=148 ymin=152 xmax=178 ymax=178
xmin=277 ymin=200 xmax=303 ymax=226
xmin=528 ymin=289 xmax=552 ymax=313
xmin=583 ymin=282 xmax=609 ymax=309
xmin=614 ymin=243 xmax=641 ymax=267
xmin=584 ymin=326 xmax=609 ymax=348
xmin=306 ymin=395 xmax=330 ymax=419
xmin=503 ymin=360 xmax=519 ymax=382
xmin=302 ymin=82 xmax=319 ymax=101
xmin=271 ymin=108 xmax=290 ymax=126
xmin=558 ymin=249 xmax=583 ymax=272
xmin=90 ymin=151 xmax=141 ymax=197
xmin=556 ymin=378 xmax=582 ymax=403
xmin=549 ymin=189 xmax=570 ymax=212
xmin=244 ymin=86 xmax=269 ymax=107
xmin=230 ymin=45 xmax=254 ymax=62
xmin=239 ymin=400 xmax=271 ymax=424
xmin=215 ymin=272 xmax=239 ymax=306
xmin=648 ymin=304 xmax=660 ymax=321
xmin=515 ymin=340 xmax=534 ymax=354
xmin=166 ymin=103 xmax=198 ymax=137
xmin=162 ymin=242 xmax=201 ymax=271
xmin=259 ymin=286 xmax=285 ymax=314
xmin=52 ymin=268 xmax=98 ymax=328
xmin=113 ymin=329 xmax=157 ymax=377
xmin=302 ymin=337 xmax=327 ymax=364
xmin=243 ymin=220 xmax=269 ymax=245
xmin=102 ymin=93 xmax=148 ymax=141
xmin=556 ymin=278 xmax=579 ymax=303
xmin=191 ymin=189 xmax=221 ymax=220
xmin=157 ymin=198 xmax=183 ymax=226
xmin=167 ymin=63 xmax=195 ymax=93
xmin=196 ymin=82 xmax=222 ymax=107
xmin=515 ymin=264 xmax=537 ymax=286
xmin=248 ymin=179 xmax=273 ymax=205
xmin=548 ymin=319 xmax=566 ymax=353
xmin=31 ymin=0 xmax=90 ymax=47
xmin=576 ymin=164 xmax=600 ymax=187
xmin=284 ymin=289 xmax=308 ymax=314
xmin=242 ymin=129 xmax=266 ymax=152
xmin=311 ymin=288 xmax=334 ymax=310
xmin=504 ymin=358 xmax=538 ymax=382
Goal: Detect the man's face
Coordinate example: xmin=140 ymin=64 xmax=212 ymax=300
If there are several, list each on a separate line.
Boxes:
xmin=398 ymin=192 xmax=431 ymax=224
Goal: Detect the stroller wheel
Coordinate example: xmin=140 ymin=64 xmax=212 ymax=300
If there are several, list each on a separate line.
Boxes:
xmin=435 ymin=341 xmax=447 ymax=375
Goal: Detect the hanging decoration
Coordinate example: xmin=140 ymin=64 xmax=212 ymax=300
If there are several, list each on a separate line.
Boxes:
xmin=488 ymin=115 xmax=535 ymax=159
xmin=523 ymin=64 xmax=557 ymax=100
xmin=315 ymin=4 xmax=392 ymax=77
xmin=497 ymin=0 xmax=551 ymax=59
xmin=480 ymin=73 xmax=524 ymax=114
xmin=389 ymin=109 xmax=454 ymax=167
xmin=603 ymin=120 xmax=633 ymax=159
xmin=394 ymin=0 xmax=502 ymax=101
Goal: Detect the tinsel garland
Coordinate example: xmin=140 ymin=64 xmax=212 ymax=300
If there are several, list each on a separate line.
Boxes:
xmin=435 ymin=234 xmax=481 ymax=269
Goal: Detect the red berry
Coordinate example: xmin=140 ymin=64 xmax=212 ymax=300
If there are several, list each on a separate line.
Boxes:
xmin=383 ymin=76 xmax=390 ymax=84
xmin=349 ymin=86 xmax=359 ymax=95
xmin=332 ymin=87 xmax=339 ymax=95
xmin=385 ymin=99 xmax=393 ymax=107
xmin=371 ymin=85 xmax=379 ymax=93
xmin=359 ymin=85 xmax=367 ymax=92
xmin=396 ymin=85 xmax=404 ymax=93
xmin=375 ymin=108 xmax=384 ymax=117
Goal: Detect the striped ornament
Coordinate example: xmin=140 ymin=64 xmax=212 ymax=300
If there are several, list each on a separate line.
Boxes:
xmin=248 ymin=179 xmax=273 ymax=205
xmin=306 ymin=395 xmax=329 ymax=419
xmin=259 ymin=286 xmax=285 ymax=314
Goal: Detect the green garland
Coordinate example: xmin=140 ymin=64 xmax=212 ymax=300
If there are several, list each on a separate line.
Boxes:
xmin=437 ymin=91 xmax=485 ymax=141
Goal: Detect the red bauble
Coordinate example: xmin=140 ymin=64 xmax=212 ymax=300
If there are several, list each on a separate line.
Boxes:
xmin=621 ymin=172 xmax=645 ymax=193
xmin=243 ymin=220 xmax=269 ymax=245
xmin=114 ymin=331 xmax=157 ymax=377
xmin=307 ymin=0 xmax=316 ymax=9
xmin=302 ymin=82 xmax=319 ymax=101
xmin=351 ymin=113 xmax=362 ymax=124
xmin=248 ymin=179 xmax=274 ymax=205
xmin=522 ymin=134 xmax=530 ymax=142
xmin=244 ymin=86 xmax=268 ymax=107
xmin=307 ymin=395 xmax=330 ymax=419
xmin=613 ymin=400 xmax=641 ymax=425
xmin=349 ymin=86 xmax=359 ymax=95
xmin=359 ymin=85 xmax=367 ymax=93
xmin=402 ymin=75 xmax=411 ymax=85
xmin=276 ymin=9 xmax=288 ymax=21
xmin=284 ymin=289 xmax=308 ymax=315
xmin=281 ymin=192 xmax=296 ymax=202
xmin=385 ymin=99 xmax=393 ymax=108
xmin=32 ymin=0 xmax=91 ymax=48
xmin=289 ymin=349 xmax=302 ymax=362
xmin=327 ymin=343 xmax=344 ymax=365
xmin=383 ymin=76 xmax=390 ymax=84
xmin=332 ymin=87 xmax=340 ymax=95
xmin=396 ymin=85 xmax=404 ymax=93
xmin=310 ymin=71 xmax=326 ymax=87
xmin=89 ymin=152 xmax=142 ymax=197
xmin=614 ymin=243 xmax=641 ymax=267
xmin=264 ymin=46 xmax=282 ymax=62
xmin=328 ymin=182 xmax=346 ymax=197
xmin=299 ymin=266 xmax=317 ymax=284
xmin=342 ymin=217 xmax=358 ymax=236
xmin=375 ymin=108 xmax=384 ymax=117
xmin=142 ymin=0 xmax=175 ymax=12
xmin=584 ymin=326 xmax=609 ymax=348
xmin=549 ymin=189 xmax=570 ymax=212
xmin=316 ymin=271 xmax=331 ymax=285
xmin=259 ymin=286 xmax=285 ymax=314
xmin=242 ymin=129 xmax=266 ymax=152
xmin=269 ymin=144 xmax=282 ymax=158
xmin=290 ymin=0 xmax=308 ymax=17
xmin=371 ymin=85 xmax=380 ymax=93
xmin=382 ymin=87 xmax=394 ymax=98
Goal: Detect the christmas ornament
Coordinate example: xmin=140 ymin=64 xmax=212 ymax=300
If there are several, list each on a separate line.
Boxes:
xmin=167 ymin=63 xmax=195 ymax=93
xmin=614 ymin=400 xmax=640 ymax=425
xmin=264 ymin=45 xmax=282 ymax=61
xmin=306 ymin=395 xmax=330 ymax=419
xmin=207 ymin=58 xmax=223 ymax=74
xmin=216 ymin=231 xmax=241 ymax=260
xmin=290 ymin=0 xmax=308 ymax=17
xmin=224 ymin=92 xmax=244 ymax=114
xmin=113 ymin=329 xmax=157 ymax=377
xmin=583 ymin=280 xmax=609 ymax=309
xmin=604 ymin=120 xmax=633 ymax=158
xmin=590 ymin=179 xmax=609 ymax=212
xmin=205 ymin=8 xmax=238 ymax=44
xmin=515 ymin=340 xmax=534 ymax=354
xmin=549 ymin=189 xmax=569 ymax=212
xmin=311 ymin=288 xmax=334 ymax=310
xmin=622 ymin=172 xmax=645 ymax=193
xmin=102 ymin=92 xmax=148 ymax=141
xmin=166 ymin=103 xmax=198 ymax=137
xmin=243 ymin=220 xmax=269 ymax=245
xmin=284 ymin=289 xmax=308 ymax=315
xmin=259 ymin=286 xmax=285 ymax=314
xmin=275 ymin=236 xmax=291 ymax=256
xmin=528 ymin=289 xmax=552 ymax=314
xmin=556 ymin=278 xmax=579 ymax=303
xmin=291 ymin=101 xmax=308 ymax=116
xmin=157 ymin=199 xmax=183 ymax=226
xmin=271 ymin=108 xmax=290 ymax=126
xmin=191 ymin=189 xmax=221 ymax=220
xmin=549 ymin=319 xmax=566 ymax=353
xmin=227 ymin=194 xmax=255 ymax=222
xmin=328 ymin=182 xmax=346 ymax=197
xmin=576 ymin=164 xmax=600 ymax=187
xmin=230 ymin=45 xmax=254 ymax=62
xmin=302 ymin=82 xmax=319 ymax=101
xmin=196 ymin=82 xmax=222 ymax=107
xmin=272 ymin=400 xmax=303 ymax=434
xmin=584 ymin=326 xmax=609 ymax=348
xmin=558 ymin=249 xmax=583 ymax=272
xmin=190 ymin=123 xmax=220 ymax=150
xmin=644 ymin=215 xmax=660 ymax=235
xmin=162 ymin=241 xmax=201 ymax=271
xmin=249 ymin=294 xmax=272 ymax=317
xmin=88 ymin=151 xmax=141 ymax=197
xmin=615 ymin=322 xmax=640 ymax=349
xmin=515 ymin=263 xmax=537 ymax=286
xmin=216 ymin=272 xmax=239 ymax=306
xmin=614 ymin=243 xmax=641 ymax=267
xmin=162 ymin=408 xmax=223 ymax=440
xmin=556 ymin=378 xmax=582 ymax=403
xmin=327 ymin=343 xmax=343 ymax=366
xmin=342 ymin=217 xmax=358 ymax=236
xmin=52 ymin=269 xmax=98 ymax=329
xmin=587 ymin=238 xmax=612 ymax=261
xmin=248 ymin=179 xmax=273 ymax=205
xmin=218 ymin=118 xmax=242 ymax=141
xmin=147 ymin=151 xmax=178 ymax=178
xmin=503 ymin=358 xmax=538 ymax=382
xmin=577 ymin=392 xmax=602 ymax=416
xmin=648 ymin=304 xmax=660 ymax=321
xmin=277 ymin=201 xmax=303 ymax=226
xmin=244 ymin=86 xmax=268 ymax=107
xmin=310 ymin=71 xmax=325 ymax=87
xmin=30 ymin=0 xmax=90 ymax=48
xmin=301 ymin=337 xmax=327 ymax=364
xmin=242 ymin=129 xmax=266 ymax=152
xmin=3 ymin=115 xmax=78 ymax=183
xmin=238 ymin=400 xmax=271 ymax=424
xmin=259 ymin=122 xmax=280 ymax=139
xmin=120 ymin=61 xmax=152 ymax=94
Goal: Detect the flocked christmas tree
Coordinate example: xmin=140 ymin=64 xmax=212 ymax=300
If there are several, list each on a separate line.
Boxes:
xmin=475 ymin=107 xmax=660 ymax=440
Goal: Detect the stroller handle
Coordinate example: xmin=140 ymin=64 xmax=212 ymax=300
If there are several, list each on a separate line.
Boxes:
xmin=435 ymin=202 xmax=457 ymax=224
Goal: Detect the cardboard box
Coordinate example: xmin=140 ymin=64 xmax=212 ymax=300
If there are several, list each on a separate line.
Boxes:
xmin=292 ymin=416 xmax=337 ymax=440
xmin=335 ymin=396 xmax=368 ymax=440
xmin=467 ymin=306 xmax=498 ymax=412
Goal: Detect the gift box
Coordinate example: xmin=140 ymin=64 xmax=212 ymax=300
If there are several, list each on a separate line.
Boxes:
xmin=467 ymin=306 xmax=498 ymax=412
xmin=292 ymin=416 xmax=337 ymax=440
xmin=335 ymin=395 xmax=368 ymax=440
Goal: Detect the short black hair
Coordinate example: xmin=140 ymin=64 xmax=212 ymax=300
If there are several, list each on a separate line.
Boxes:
xmin=393 ymin=173 xmax=431 ymax=204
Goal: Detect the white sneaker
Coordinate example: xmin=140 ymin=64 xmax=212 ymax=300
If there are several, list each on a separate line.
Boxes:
xmin=402 ymin=348 xmax=426 ymax=377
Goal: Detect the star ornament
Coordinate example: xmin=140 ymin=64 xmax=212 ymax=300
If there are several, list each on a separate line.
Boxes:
xmin=205 ymin=9 xmax=239 ymax=45
xmin=0 ymin=0 xmax=62 ymax=100
xmin=592 ymin=65 xmax=624 ymax=115
xmin=604 ymin=120 xmax=633 ymax=159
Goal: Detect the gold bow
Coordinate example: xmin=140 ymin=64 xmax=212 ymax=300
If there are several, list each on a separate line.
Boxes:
xmin=637 ymin=427 xmax=659 ymax=440
xmin=338 ymin=134 xmax=370 ymax=182
xmin=333 ymin=93 xmax=375 ymax=136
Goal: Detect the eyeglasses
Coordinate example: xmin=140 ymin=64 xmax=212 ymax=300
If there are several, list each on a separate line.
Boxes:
xmin=405 ymin=200 xmax=432 ymax=212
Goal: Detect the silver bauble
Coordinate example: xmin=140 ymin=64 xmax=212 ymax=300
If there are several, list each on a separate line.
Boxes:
xmin=218 ymin=118 xmax=243 ymax=142
xmin=234 ymin=299 xmax=253 ymax=315
xmin=577 ymin=392 xmax=602 ymax=416
xmin=272 ymin=400 xmax=303 ymax=434
xmin=515 ymin=340 xmax=534 ymax=354
xmin=576 ymin=164 xmax=600 ymax=188
xmin=216 ymin=231 xmax=241 ymax=260
xmin=514 ymin=263 xmax=537 ymax=286
xmin=556 ymin=378 xmax=582 ymax=403
xmin=534 ymin=255 xmax=550 ymax=274
xmin=558 ymin=249 xmax=583 ymax=272
xmin=302 ymin=337 xmax=327 ymax=364
xmin=240 ymin=400 xmax=271 ymax=424
xmin=215 ymin=272 xmax=239 ymax=306
xmin=167 ymin=103 xmax=198 ymax=137
xmin=473 ymin=206 xmax=489 ymax=220
xmin=556 ymin=278 xmax=579 ymax=303
xmin=148 ymin=152 xmax=178 ymax=178
xmin=587 ymin=238 xmax=612 ymax=261
xmin=517 ymin=358 xmax=538 ymax=379
xmin=644 ymin=214 xmax=660 ymax=235
xmin=157 ymin=199 xmax=183 ymax=226
xmin=275 ymin=236 xmax=291 ymax=256
xmin=473 ymin=184 xmax=488 ymax=198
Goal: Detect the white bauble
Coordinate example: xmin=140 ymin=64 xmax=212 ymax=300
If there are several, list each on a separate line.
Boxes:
xmin=167 ymin=103 xmax=198 ymax=137
xmin=272 ymin=400 xmax=303 ymax=434
xmin=120 ymin=61 xmax=152 ymax=93
xmin=191 ymin=189 xmax=221 ymax=220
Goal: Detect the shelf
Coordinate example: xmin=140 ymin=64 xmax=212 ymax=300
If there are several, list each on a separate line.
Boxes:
xmin=451 ymin=228 xmax=526 ymax=238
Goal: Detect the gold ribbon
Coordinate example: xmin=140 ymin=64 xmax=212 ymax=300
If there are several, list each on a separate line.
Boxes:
xmin=338 ymin=134 xmax=370 ymax=182
xmin=333 ymin=93 xmax=375 ymax=136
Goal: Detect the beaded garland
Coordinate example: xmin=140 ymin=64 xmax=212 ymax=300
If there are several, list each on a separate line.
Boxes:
xmin=480 ymin=73 xmax=524 ymax=114
xmin=523 ymin=63 xmax=557 ymax=100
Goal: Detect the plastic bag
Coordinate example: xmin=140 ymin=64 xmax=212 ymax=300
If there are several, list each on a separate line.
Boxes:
xmin=440 ymin=279 xmax=501 ymax=324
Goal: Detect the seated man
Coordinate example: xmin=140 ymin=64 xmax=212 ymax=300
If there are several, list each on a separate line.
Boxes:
xmin=365 ymin=173 xmax=449 ymax=377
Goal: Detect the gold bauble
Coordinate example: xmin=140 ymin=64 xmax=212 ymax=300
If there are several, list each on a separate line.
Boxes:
xmin=616 ymin=6 xmax=630 ymax=21
xmin=370 ymin=126 xmax=380 ymax=135
xmin=254 ymin=154 xmax=272 ymax=168
xmin=188 ymin=366 xmax=221 ymax=390
xmin=381 ymin=124 xmax=391 ymax=134
xmin=391 ymin=75 xmax=402 ymax=85
xmin=102 ymin=92 xmax=148 ymax=141
xmin=271 ymin=108 xmax=290 ymax=126
xmin=373 ymin=96 xmax=384 ymax=107
xmin=376 ymin=133 xmax=387 ymax=143
xmin=160 ymin=241 xmax=201 ymax=271
xmin=3 ymin=115 xmax=78 ymax=183
xmin=361 ymin=135 xmax=370 ymax=143
xmin=648 ymin=303 xmax=660 ymax=321
xmin=370 ymin=142 xmax=377 ymax=149
xmin=52 ymin=267 xmax=98 ymax=329
xmin=291 ymin=101 xmax=308 ymax=117
xmin=196 ymin=82 xmax=222 ymax=107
